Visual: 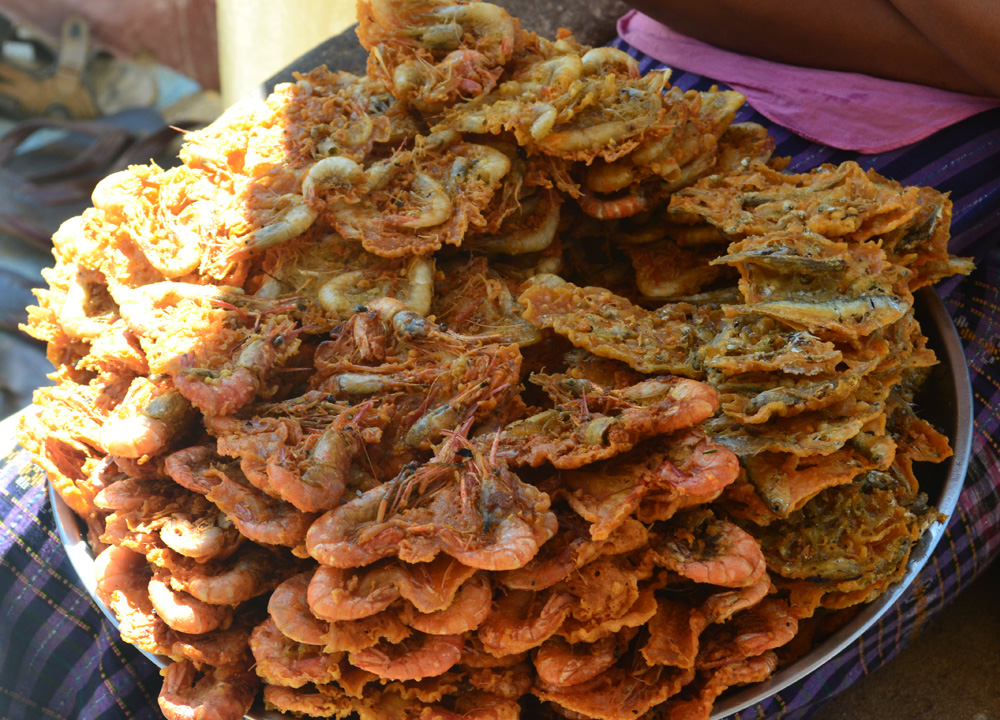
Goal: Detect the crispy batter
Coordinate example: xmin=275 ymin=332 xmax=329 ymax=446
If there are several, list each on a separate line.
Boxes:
xmin=488 ymin=374 xmax=718 ymax=469
xmin=518 ymin=274 xmax=721 ymax=376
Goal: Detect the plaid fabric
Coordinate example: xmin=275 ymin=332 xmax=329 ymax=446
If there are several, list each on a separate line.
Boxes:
xmin=0 ymin=442 xmax=163 ymax=720
xmin=0 ymin=42 xmax=998 ymax=720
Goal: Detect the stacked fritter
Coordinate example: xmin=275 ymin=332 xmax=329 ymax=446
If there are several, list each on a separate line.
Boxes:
xmin=17 ymin=1 xmax=971 ymax=719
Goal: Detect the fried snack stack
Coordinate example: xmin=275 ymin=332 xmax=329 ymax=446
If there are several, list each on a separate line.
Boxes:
xmin=16 ymin=1 xmax=972 ymax=719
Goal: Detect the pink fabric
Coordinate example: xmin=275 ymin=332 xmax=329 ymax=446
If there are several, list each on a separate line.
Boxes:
xmin=618 ymin=10 xmax=1000 ymax=153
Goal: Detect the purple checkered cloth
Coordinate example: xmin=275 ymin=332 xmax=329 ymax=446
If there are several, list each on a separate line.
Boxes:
xmin=1 ymin=42 xmax=998 ymax=720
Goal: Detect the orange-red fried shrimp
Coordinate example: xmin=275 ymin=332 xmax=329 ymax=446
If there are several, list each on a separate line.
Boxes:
xmin=158 ymin=511 xmax=243 ymax=563
xmin=431 ymin=256 xmax=544 ymax=346
xmin=660 ymin=652 xmax=778 ymax=720
xmin=211 ymin=400 xmax=381 ymax=514
xmin=640 ymin=598 xmax=709 ymax=669
xmin=162 ymin=615 xmax=259 ymax=670
xmin=460 ymin=636 xmax=530 ymax=669
xmin=578 ymin=185 xmax=658 ymax=220
xmin=96 ymin=477 xmax=241 ymax=562
xmin=701 ymin=576 xmax=772 ymax=624
xmin=172 ymin=328 xmax=288 ymax=417
xmin=357 ymin=0 xmax=516 ymax=113
xmin=205 ymin=474 xmax=317 ymax=550
xmin=497 ymin=511 xmax=647 ymax=591
xmin=92 ymin=475 xmax=166 ymax=514
xmin=250 ymin=617 xmax=343 ymax=688
xmin=349 ymin=632 xmax=464 ymax=681
xmin=112 ymin=283 xmax=300 ymax=414
xmin=405 ymin=573 xmax=492 ymax=635
xmin=97 ymin=545 xmax=257 ymax=666
xmin=267 ymin=410 xmax=365 ymax=512
xmin=95 ymin=543 xmax=148 ymax=607
xmin=204 ymin=415 xmax=294 ymax=497
xmin=262 ymin=684 xmax=360 ymax=719
xmin=696 ymin=598 xmax=798 ymax=669
xmin=647 ymin=430 xmax=740 ymax=498
xmin=164 ymin=445 xmax=222 ymax=495
xmin=533 ymin=633 xmax=630 ymax=688
xmin=163 ymin=545 xmax=288 ymax=606
xmin=322 ymin=134 xmax=511 ymax=258
xmin=562 ymin=451 xmax=670 ymax=541
xmin=489 ymin=373 xmax=719 ymax=469
xmin=306 ymin=429 xmax=556 ymax=571
xmin=312 ymin=298 xmax=524 ymax=452
xmin=462 ymin=664 xmax=534 ymax=704
xmin=98 ymin=376 xmax=193 ymax=459
xmin=534 ymin=658 xmax=695 ymax=720
xmin=149 ymin=570 xmax=233 ymax=635
xmin=477 ymin=589 xmax=574 ymax=656
xmin=388 ymin=556 xmax=480 ymax=612
xmin=158 ymin=659 xmax=258 ymax=720
xmin=651 ymin=511 xmax=768 ymax=589
xmin=269 ymin=570 xmax=331 ymax=645
xmin=164 ymin=444 xmax=317 ymax=549
xmin=309 ymin=556 xmax=478 ymax=622
xmin=322 ymin=609 xmax=412 ymax=654
xmin=307 ymin=564 xmax=401 ymax=621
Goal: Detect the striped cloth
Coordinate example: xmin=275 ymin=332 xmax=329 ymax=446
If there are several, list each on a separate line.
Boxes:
xmin=1 ymin=41 xmax=998 ymax=720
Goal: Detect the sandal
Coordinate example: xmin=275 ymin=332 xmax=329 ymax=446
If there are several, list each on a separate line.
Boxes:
xmin=0 ymin=14 xmax=99 ymax=119
xmin=0 ymin=109 xmax=205 ymax=248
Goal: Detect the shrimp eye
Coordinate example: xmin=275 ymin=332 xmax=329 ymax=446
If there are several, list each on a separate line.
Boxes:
xmin=456 ymin=448 xmax=474 ymax=459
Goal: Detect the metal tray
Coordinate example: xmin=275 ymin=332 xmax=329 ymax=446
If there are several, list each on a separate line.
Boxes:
xmin=42 ymin=286 xmax=972 ymax=720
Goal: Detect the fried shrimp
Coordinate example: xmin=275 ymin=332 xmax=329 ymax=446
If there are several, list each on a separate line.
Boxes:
xmin=149 ymin=570 xmax=234 ymax=634
xmin=162 ymin=545 xmax=287 ymax=606
xmin=487 ymin=373 xmax=719 ymax=469
xmin=358 ymin=0 xmax=516 ymax=113
xmin=652 ymin=511 xmax=768 ymax=589
xmin=307 ymin=565 xmax=401 ymax=621
xmin=250 ymin=617 xmax=343 ymax=688
xmin=306 ymin=428 xmax=557 ymax=571
xmin=269 ymin=570 xmax=331 ymax=645
xmin=173 ymin=322 xmax=298 ymax=417
xmin=404 ymin=573 xmax=492 ymax=634
xmin=322 ymin=134 xmax=511 ymax=258
xmin=158 ymin=660 xmax=258 ymax=720
xmin=159 ymin=513 xmax=242 ymax=562
xmin=98 ymin=376 xmax=193 ymax=459
xmin=477 ymin=589 xmax=574 ymax=656
xmin=349 ymin=632 xmax=464 ymax=681
xmin=308 ymin=556 xmax=477 ymax=622
xmin=533 ymin=634 xmax=631 ymax=688
xmin=165 ymin=444 xmax=317 ymax=549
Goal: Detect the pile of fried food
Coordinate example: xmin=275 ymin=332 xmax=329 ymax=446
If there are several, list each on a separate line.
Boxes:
xmin=17 ymin=1 xmax=973 ymax=719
